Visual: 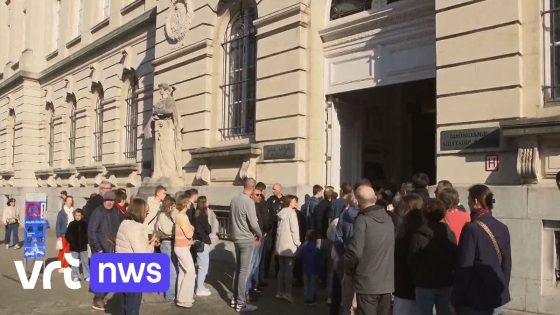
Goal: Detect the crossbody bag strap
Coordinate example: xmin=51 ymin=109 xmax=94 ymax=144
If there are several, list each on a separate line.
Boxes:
xmin=476 ymin=220 xmax=503 ymax=265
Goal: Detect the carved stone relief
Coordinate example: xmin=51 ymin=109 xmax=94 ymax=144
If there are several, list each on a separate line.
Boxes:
xmin=164 ymin=0 xmax=192 ymax=46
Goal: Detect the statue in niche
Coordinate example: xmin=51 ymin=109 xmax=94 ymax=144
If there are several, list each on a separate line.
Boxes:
xmin=144 ymin=83 xmax=183 ymax=181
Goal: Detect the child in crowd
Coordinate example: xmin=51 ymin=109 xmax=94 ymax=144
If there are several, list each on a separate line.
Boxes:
xmin=299 ymin=230 xmax=322 ymax=305
xmin=65 ymin=208 xmax=90 ymax=282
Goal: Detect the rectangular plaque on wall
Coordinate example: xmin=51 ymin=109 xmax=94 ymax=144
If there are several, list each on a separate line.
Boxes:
xmin=440 ymin=127 xmax=500 ymax=151
xmin=263 ymin=143 xmax=296 ymax=160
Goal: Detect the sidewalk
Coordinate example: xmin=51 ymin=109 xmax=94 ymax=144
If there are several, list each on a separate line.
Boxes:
xmin=0 ymin=225 xmax=329 ymax=315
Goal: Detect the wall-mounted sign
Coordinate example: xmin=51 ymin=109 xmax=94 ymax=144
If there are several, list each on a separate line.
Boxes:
xmin=485 ymin=155 xmax=499 ymax=171
xmin=440 ymin=127 xmax=500 ymax=151
xmin=263 ymin=143 xmax=295 ymax=160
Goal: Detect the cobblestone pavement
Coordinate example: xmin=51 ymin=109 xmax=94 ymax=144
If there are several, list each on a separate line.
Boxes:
xmin=0 ymin=226 xmax=329 ymax=315
xmin=0 ymin=226 xmax=536 ymax=315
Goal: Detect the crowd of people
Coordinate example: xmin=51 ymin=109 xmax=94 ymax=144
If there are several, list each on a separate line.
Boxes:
xmin=1 ymin=173 xmax=512 ymax=315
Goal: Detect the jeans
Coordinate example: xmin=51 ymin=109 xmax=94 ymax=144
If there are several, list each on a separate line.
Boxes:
xmin=247 ymin=240 xmax=263 ymax=291
xmin=415 ymin=287 xmax=453 ymax=315
xmin=196 ymin=243 xmax=210 ymax=291
xmin=233 ymin=241 xmax=255 ymax=305
xmin=356 ymin=293 xmax=391 ymax=315
xmin=91 ymin=252 xmax=106 ymax=303
xmin=258 ymin=235 xmax=267 ymax=282
xmin=160 ymin=241 xmax=177 ymax=301
xmin=121 ymin=292 xmax=142 ymax=315
xmin=393 ymin=297 xmax=417 ymax=315
xmin=340 ymin=273 xmax=355 ymax=315
xmin=175 ymin=246 xmax=195 ymax=306
xmin=4 ymin=223 xmax=19 ymax=246
xmin=277 ymin=256 xmax=294 ymax=297
xmin=70 ymin=251 xmax=90 ymax=279
xmin=303 ymin=274 xmax=318 ymax=302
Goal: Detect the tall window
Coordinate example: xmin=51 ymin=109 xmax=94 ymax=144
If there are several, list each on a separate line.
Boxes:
xmin=68 ymin=98 xmax=77 ymax=165
xmin=220 ymin=5 xmax=257 ymax=139
xmin=93 ymin=87 xmax=104 ymax=162
xmin=124 ymin=77 xmax=138 ymax=160
xmin=8 ymin=109 xmax=15 ymax=168
xmin=51 ymin=0 xmax=60 ymax=51
xmin=545 ymin=0 xmax=560 ymax=101
xmin=98 ymin=0 xmax=110 ymax=21
xmin=46 ymin=104 xmax=55 ymax=167
xmin=71 ymin=0 xmax=82 ymax=37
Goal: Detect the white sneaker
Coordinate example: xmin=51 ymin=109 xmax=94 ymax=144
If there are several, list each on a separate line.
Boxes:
xmin=85 ymin=277 xmax=90 ymax=282
xmin=57 ymin=268 xmax=65 ymax=273
xmin=237 ymin=303 xmax=258 ymax=312
xmin=72 ymin=277 xmax=79 ymax=282
xmin=13 ymin=244 xmax=20 ymax=249
xmin=196 ymin=289 xmax=211 ymax=297
xmin=5 ymin=244 xmax=9 ymax=249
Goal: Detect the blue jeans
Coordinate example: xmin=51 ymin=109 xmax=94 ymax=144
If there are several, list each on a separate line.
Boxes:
xmin=160 ymin=241 xmax=177 ymax=301
xmin=196 ymin=243 xmax=210 ymax=291
xmin=247 ymin=240 xmax=262 ymax=291
xmin=258 ymin=236 xmax=267 ymax=282
xmin=415 ymin=287 xmax=453 ymax=315
xmin=303 ymin=274 xmax=318 ymax=302
xmin=4 ymin=223 xmax=19 ymax=246
xmin=121 ymin=292 xmax=142 ymax=315
xmin=70 ymin=251 xmax=90 ymax=279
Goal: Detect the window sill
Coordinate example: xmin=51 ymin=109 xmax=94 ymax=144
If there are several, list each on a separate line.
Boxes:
xmin=53 ymin=167 xmax=78 ymax=176
xmin=121 ymin=0 xmax=145 ymax=16
xmin=76 ymin=165 xmax=105 ymax=174
xmin=0 ymin=169 xmax=15 ymax=177
xmin=65 ymin=35 xmax=82 ymax=49
xmin=105 ymin=162 xmax=138 ymax=173
xmin=35 ymin=169 xmax=55 ymax=177
xmin=190 ymin=143 xmax=261 ymax=160
xmin=91 ymin=17 xmax=110 ymax=34
xmin=46 ymin=50 xmax=58 ymax=61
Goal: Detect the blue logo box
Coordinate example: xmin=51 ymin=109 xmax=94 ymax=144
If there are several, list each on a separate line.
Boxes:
xmin=90 ymin=253 xmax=169 ymax=293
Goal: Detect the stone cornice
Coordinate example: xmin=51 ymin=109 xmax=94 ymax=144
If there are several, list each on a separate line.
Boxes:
xmin=501 ymin=116 xmax=560 ymax=137
xmin=320 ymin=0 xmax=435 ymax=47
xmin=190 ymin=143 xmax=262 ymax=160
xmin=253 ymin=2 xmax=309 ymax=28
xmin=152 ymin=39 xmax=213 ymax=67
xmin=0 ymin=8 xmax=157 ymax=95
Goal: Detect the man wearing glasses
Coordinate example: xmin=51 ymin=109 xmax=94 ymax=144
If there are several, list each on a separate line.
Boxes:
xmin=246 ymin=184 xmax=266 ymax=298
xmin=83 ymin=180 xmax=113 ymax=223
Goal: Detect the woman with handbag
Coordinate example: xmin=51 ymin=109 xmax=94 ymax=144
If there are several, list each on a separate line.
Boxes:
xmin=56 ymin=196 xmax=74 ymax=272
xmin=155 ymin=195 xmax=179 ymax=301
xmin=3 ymin=198 xmax=20 ymax=249
xmin=452 ymin=185 xmax=512 ymax=315
xmin=193 ymin=196 xmax=212 ymax=296
xmin=174 ymin=195 xmax=196 ymax=308
xmin=116 ymin=198 xmax=160 ymax=315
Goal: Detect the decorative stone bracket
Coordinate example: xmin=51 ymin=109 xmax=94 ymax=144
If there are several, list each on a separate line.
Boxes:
xmin=517 ymin=139 xmax=540 ymax=184
xmin=0 ymin=170 xmax=15 ymax=188
xmin=35 ymin=169 xmax=57 ymax=187
xmin=105 ymin=163 xmax=141 ymax=187
xmin=195 ymin=164 xmax=210 ymax=185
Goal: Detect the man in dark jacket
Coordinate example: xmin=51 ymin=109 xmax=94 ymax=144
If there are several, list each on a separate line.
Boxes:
xmin=83 ymin=181 xmax=113 ymax=223
xmin=247 ymin=186 xmax=265 ymax=295
xmin=302 ymin=185 xmax=323 ymax=226
xmin=312 ymin=187 xmax=334 ymax=290
xmin=344 ymin=185 xmax=394 ymax=315
xmin=255 ymin=182 xmax=272 ymax=284
xmin=411 ymin=173 xmax=430 ymax=201
xmin=65 ymin=209 xmax=89 ymax=281
xmin=266 ymin=183 xmax=284 ymax=277
xmin=87 ymin=191 xmax=124 ymax=311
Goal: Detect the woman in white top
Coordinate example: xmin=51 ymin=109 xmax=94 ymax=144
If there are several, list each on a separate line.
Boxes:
xmin=55 ymin=196 xmax=74 ymax=271
xmin=275 ymin=195 xmax=301 ymax=303
xmin=154 ymin=195 xmax=179 ymax=301
xmin=116 ymin=198 xmax=160 ymax=315
xmin=3 ymin=198 xmax=20 ymax=249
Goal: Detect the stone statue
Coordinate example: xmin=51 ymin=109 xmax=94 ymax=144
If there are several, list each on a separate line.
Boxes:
xmin=144 ymin=83 xmax=183 ymax=181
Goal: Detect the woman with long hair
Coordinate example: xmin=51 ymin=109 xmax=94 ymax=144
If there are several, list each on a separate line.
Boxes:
xmin=452 ymin=185 xmax=511 ymax=315
xmin=275 ymin=195 xmax=301 ymax=303
xmin=116 ymin=198 xmax=159 ymax=315
xmin=155 ymin=195 xmax=178 ymax=301
xmin=194 ymin=196 xmax=212 ymax=296
xmin=393 ymin=194 xmax=424 ymax=315
xmin=174 ymin=195 xmax=196 ymax=308
xmin=56 ymin=196 xmax=74 ymax=272
xmin=2 ymin=198 xmax=20 ymax=249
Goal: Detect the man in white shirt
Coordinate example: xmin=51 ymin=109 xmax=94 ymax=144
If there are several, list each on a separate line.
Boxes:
xmin=145 ymin=185 xmax=167 ymax=238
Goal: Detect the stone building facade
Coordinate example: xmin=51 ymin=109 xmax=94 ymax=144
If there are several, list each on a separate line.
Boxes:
xmin=1 ymin=0 xmax=560 ymax=313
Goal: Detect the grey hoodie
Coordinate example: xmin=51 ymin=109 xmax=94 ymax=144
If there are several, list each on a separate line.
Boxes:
xmin=230 ymin=192 xmax=262 ymax=242
xmin=344 ymin=205 xmax=395 ymax=295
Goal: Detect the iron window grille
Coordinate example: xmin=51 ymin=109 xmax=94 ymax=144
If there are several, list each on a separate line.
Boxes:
xmin=124 ymin=78 xmax=138 ymax=160
xmin=93 ymin=88 xmax=104 ymax=162
xmin=330 ymin=0 xmax=372 ymax=20
xmin=543 ymin=0 xmax=560 ymax=102
xmin=47 ymin=105 xmax=55 ymax=167
xmin=219 ymin=5 xmax=257 ymax=140
xmin=68 ymin=98 xmax=77 ymax=165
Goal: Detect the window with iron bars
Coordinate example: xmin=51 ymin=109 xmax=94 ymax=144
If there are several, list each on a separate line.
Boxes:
xmin=124 ymin=78 xmax=138 ymax=160
xmin=544 ymin=0 xmax=560 ymax=102
xmin=68 ymin=98 xmax=77 ymax=165
xmin=93 ymin=88 xmax=103 ymax=162
xmin=219 ymin=5 xmax=257 ymax=140
xmin=47 ymin=104 xmax=55 ymax=167
xmin=330 ymin=0 xmax=402 ymax=21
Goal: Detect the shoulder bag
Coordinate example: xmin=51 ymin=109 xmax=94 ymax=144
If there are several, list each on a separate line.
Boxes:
xmin=476 ymin=220 xmax=503 ymax=265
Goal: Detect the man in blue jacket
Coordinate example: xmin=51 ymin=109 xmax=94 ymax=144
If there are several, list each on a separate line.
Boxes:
xmin=87 ymin=191 xmax=124 ymax=311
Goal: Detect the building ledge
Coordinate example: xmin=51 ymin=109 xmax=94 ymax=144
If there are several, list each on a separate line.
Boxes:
xmin=501 ymin=116 xmax=560 ymax=137
xmin=46 ymin=50 xmax=58 ymax=61
xmin=105 ymin=162 xmax=138 ymax=173
xmin=76 ymin=165 xmax=105 ymax=174
xmin=0 ymin=170 xmax=15 ymax=177
xmin=35 ymin=169 xmax=55 ymax=177
xmin=66 ymin=35 xmax=82 ymax=49
xmin=53 ymin=167 xmax=77 ymax=175
xmin=91 ymin=17 xmax=110 ymax=34
xmin=121 ymin=0 xmax=145 ymax=16
xmin=190 ymin=144 xmax=262 ymax=160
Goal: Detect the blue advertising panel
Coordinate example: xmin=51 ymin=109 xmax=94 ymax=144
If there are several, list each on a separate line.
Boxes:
xmin=23 ymin=193 xmax=47 ymax=260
